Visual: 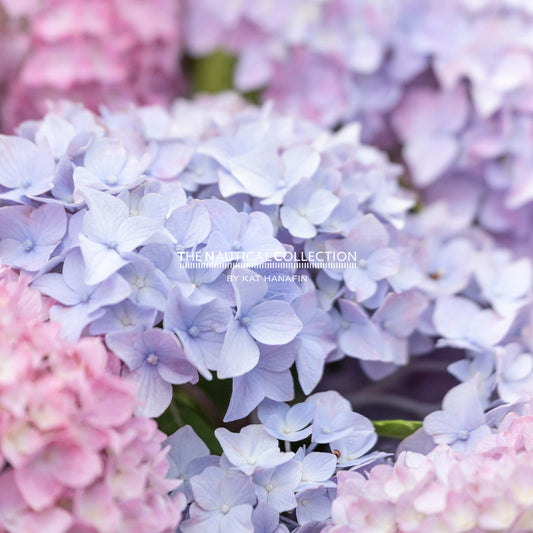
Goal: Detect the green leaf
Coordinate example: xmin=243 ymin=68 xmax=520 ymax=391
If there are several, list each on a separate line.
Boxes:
xmin=189 ymin=51 xmax=237 ymax=94
xmin=372 ymin=419 xmax=423 ymax=439
xmin=156 ymin=388 xmax=222 ymax=455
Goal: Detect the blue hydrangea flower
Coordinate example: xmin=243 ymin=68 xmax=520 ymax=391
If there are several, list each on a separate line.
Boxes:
xmin=295 ymin=451 xmax=336 ymax=492
xmin=253 ymin=461 xmax=302 ymax=512
xmin=164 ymin=285 xmax=231 ymax=379
xmin=106 ymin=326 xmax=198 ymax=417
xmin=118 ymin=253 xmax=170 ymax=312
xmin=215 ymin=425 xmax=294 ymax=476
xmin=165 ymin=425 xmax=219 ymax=503
xmin=73 ymin=137 xmax=150 ymax=195
xmin=32 ymin=248 xmax=131 ymax=341
xmin=224 ymin=340 xmax=300 ymax=422
xmin=0 ymin=204 xmax=67 ymax=273
xmin=218 ymin=271 xmax=302 ymax=378
xmin=423 ymin=379 xmax=491 ymax=452
xmin=295 ymin=487 xmax=333 ymax=525
xmin=0 ymin=135 xmax=55 ymax=204
xmin=183 ymin=466 xmax=256 ymax=533
xmin=78 ymin=187 xmax=161 ymax=285
xmin=251 ymin=502 xmax=290 ymax=533
xmin=258 ymin=400 xmax=315 ymax=442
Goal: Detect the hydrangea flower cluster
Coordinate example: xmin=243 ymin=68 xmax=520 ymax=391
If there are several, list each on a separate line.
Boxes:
xmin=0 ymin=0 xmax=183 ymax=131
xmin=1 ymin=94 xmax=532 ymax=530
xmin=324 ymin=407 xmax=533 ymax=533
xmin=0 ymin=266 xmax=185 ymax=532
xmin=0 ymin=96 xmax=416 ymax=421
xmin=0 ymin=96 xmax=531 ymax=427
xmin=0 ymin=2 xmax=533 ymax=531
xmin=166 ymin=391 xmax=381 ymax=532
xmin=183 ymin=0 xmax=533 ymax=249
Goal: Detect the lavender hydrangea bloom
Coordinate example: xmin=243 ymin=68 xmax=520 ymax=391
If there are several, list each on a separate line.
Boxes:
xmin=78 ymin=187 xmax=161 ymax=285
xmin=251 ymin=503 xmax=289 ymax=533
xmin=495 ymin=343 xmax=533 ymax=403
xmin=0 ymin=204 xmax=66 ymax=273
xmin=32 ymin=248 xmax=131 ymax=341
xmin=164 ymin=285 xmax=231 ymax=379
xmin=253 ymin=461 xmax=302 ymax=512
xmin=118 ymin=253 xmax=170 ymax=311
xmin=364 ymin=290 xmax=429 ymax=372
xmin=326 ymin=214 xmax=400 ymax=302
xmin=309 ymin=391 xmax=374 ymax=444
xmin=224 ymin=340 xmax=300 ymax=422
xmin=337 ymin=299 xmax=386 ymax=363
xmin=182 ymin=466 xmax=256 ymax=533
xmin=72 ymin=137 xmax=150 ymax=194
xmin=117 ymin=187 xmax=170 ymax=224
xmin=280 ymin=179 xmax=339 ymax=239
xmin=295 ymin=452 xmax=336 ymax=492
xmin=105 ymin=326 xmax=198 ymax=417
xmin=215 ymin=425 xmax=294 ymax=476
xmin=199 ymin=125 xmax=290 ymax=200
xmin=165 ymin=425 xmax=219 ymax=503
xmin=329 ymin=428 xmax=378 ymax=469
xmin=295 ymin=487 xmax=333 ymax=526
xmin=203 ymin=202 xmax=284 ymax=268
xmin=423 ymin=379 xmax=491 ymax=452
xmin=165 ymin=199 xmax=211 ymax=252
xmin=258 ymin=400 xmax=315 ymax=442
xmin=475 ymin=252 xmax=532 ymax=317
xmin=292 ymin=291 xmax=337 ymax=394
xmin=433 ymin=295 xmax=514 ymax=352
xmin=218 ymin=271 xmax=302 ymax=379
xmin=0 ymin=135 xmax=56 ymax=203
xmin=392 ymin=85 xmax=469 ymax=187
xmin=88 ymin=298 xmax=158 ymax=335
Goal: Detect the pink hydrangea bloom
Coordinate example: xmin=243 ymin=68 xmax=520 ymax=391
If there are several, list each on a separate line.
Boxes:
xmin=324 ymin=409 xmax=533 ymax=533
xmin=0 ymin=0 xmax=183 ymax=131
xmin=0 ymin=265 xmax=185 ymax=533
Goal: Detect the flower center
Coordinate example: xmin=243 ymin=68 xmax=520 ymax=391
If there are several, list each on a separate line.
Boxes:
xmin=188 ymin=325 xmax=200 ymax=337
xmin=146 ymin=353 xmax=158 ymax=365
xmin=458 ymin=430 xmax=469 ymax=441
xmin=429 ymin=268 xmax=445 ymax=281
xmin=22 ymin=239 xmax=34 ymax=252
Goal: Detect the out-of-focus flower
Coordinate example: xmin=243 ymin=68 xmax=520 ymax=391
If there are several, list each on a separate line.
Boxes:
xmin=0 ymin=266 xmax=185 ymax=532
xmin=183 ymin=0 xmax=533 ymax=250
xmin=325 ymin=408 xmax=533 ymax=533
xmin=0 ymin=0 xmax=183 ymax=131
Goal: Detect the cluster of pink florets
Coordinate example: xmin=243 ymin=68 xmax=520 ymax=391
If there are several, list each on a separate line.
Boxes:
xmin=325 ymin=410 xmax=533 ymax=533
xmin=0 ymin=0 xmax=183 ymax=131
xmin=0 ymin=266 xmax=184 ymax=533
